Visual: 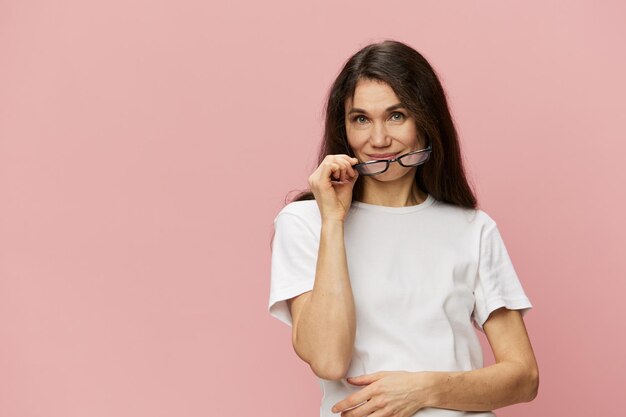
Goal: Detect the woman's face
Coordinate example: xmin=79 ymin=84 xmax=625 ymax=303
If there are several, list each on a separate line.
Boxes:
xmin=344 ymin=78 xmax=424 ymax=182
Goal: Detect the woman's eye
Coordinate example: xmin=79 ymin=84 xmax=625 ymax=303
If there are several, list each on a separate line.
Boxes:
xmin=351 ymin=113 xmax=404 ymax=124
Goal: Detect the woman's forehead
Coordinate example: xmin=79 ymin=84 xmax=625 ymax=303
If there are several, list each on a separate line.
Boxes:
xmin=345 ymin=80 xmax=402 ymax=113
xmin=345 ymin=80 xmax=400 ymax=107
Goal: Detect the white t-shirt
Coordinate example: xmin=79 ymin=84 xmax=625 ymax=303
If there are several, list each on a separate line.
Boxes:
xmin=268 ymin=193 xmax=532 ymax=417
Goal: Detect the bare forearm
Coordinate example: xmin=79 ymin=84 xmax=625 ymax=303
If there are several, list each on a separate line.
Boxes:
xmin=295 ymin=219 xmax=356 ymax=380
xmin=423 ymin=362 xmax=539 ymax=411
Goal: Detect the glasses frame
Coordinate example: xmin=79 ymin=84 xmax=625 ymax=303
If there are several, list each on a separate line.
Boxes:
xmin=340 ymin=130 xmax=433 ymax=177
xmin=345 ymin=140 xmax=433 ymax=176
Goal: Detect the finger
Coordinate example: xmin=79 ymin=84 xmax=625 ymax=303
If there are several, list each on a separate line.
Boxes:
xmin=329 ymin=162 xmax=341 ymax=180
xmin=347 ymin=158 xmax=359 ymax=177
xmin=340 ymin=398 xmax=380 ymax=417
xmin=331 ymin=387 xmax=374 ymax=414
xmin=347 ymin=372 xmax=385 ymax=385
xmin=338 ymin=153 xmax=358 ymax=163
xmin=339 ymin=154 xmax=360 ymax=169
xmin=348 ymin=162 xmax=356 ymax=178
xmin=358 ymin=404 xmax=391 ymax=417
xmin=323 ymin=156 xmax=357 ymax=181
xmin=333 ymin=399 xmax=368 ymax=415
xmin=333 ymin=163 xmax=343 ymax=182
xmin=332 ymin=159 xmax=349 ymax=182
xmin=341 ymin=166 xmax=348 ymax=182
xmin=337 ymin=157 xmax=357 ymax=178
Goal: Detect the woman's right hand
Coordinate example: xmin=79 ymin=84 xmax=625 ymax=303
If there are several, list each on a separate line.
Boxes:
xmin=308 ymin=154 xmax=360 ymax=222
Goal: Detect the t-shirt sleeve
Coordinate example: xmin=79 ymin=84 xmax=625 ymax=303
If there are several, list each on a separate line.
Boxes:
xmin=268 ymin=211 xmax=319 ymax=327
xmin=472 ymin=220 xmax=533 ymax=332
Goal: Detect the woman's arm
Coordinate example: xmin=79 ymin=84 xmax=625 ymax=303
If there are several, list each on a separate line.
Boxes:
xmin=425 ymin=307 xmax=539 ymax=410
xmin=331 ymin=308 xmax=538 ymax=415
xmin=288 ymin=218 xmax=356 ymax=381
xmin=286 ymin=155 xmax=359 ymax=381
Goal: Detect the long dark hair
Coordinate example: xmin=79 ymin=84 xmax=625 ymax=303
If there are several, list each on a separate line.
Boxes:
xmin=286 ymin=39 xmax=477 ymax=209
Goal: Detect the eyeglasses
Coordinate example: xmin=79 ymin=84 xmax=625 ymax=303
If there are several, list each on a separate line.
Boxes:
xmin=352 ymin=145 xmax=432 ymax=176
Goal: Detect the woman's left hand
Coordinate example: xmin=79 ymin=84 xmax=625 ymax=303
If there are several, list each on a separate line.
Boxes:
xmin=331 ymin=371 xmax=434 ymax=416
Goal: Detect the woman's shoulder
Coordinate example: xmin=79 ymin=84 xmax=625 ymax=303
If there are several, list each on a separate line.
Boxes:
xmin=273 ymin=199 xmax=321 ymax=226
xmin=277 ymin=199 xmax=318 ymax=216
xmin=431 ymin=198 xmax=497 ymax=228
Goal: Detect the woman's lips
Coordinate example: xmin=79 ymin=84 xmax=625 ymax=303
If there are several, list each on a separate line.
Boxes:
xmin=367 ymin=152 xmax=400 ymax=160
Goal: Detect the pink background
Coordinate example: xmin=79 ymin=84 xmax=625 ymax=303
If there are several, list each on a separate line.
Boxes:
xmin=1 ymin=1 xmax=624 ymax=416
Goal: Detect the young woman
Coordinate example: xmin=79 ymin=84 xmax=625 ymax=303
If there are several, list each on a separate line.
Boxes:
xmin=268 ymin=40 xmax=538 ymax=417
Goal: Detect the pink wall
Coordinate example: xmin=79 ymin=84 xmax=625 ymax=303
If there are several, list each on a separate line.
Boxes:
xmin=1 ymin=1 xmax=624 ymax=416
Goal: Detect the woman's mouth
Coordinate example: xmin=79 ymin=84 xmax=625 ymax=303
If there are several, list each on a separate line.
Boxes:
xmin=367 ymin=152 xmax=400 ymax=160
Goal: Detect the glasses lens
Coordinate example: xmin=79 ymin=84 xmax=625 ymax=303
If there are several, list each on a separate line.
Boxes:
xmin=399 ymin=150 xmax=430 ymax=166
xmin=356 ymin=161 xmax=388 ymax=175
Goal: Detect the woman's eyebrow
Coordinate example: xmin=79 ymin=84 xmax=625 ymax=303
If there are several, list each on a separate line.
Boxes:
xmin=347 ymin=103 xmax=405 ymax=115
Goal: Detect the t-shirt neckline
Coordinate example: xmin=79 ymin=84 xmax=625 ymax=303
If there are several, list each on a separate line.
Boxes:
xmin=351 ymin=193 xmax=435 ymax=214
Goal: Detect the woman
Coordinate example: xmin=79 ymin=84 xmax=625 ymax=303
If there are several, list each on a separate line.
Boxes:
xmin=268 ymin=40 xmax=538 ymax=417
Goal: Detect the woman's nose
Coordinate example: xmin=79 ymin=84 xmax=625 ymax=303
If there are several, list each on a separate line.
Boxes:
xmin=370 ymin=123 xmax=392 ymax=147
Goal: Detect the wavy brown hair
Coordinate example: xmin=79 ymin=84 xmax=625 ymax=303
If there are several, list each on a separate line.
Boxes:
xmin=286 ymin=39 xmax=477 ymax=209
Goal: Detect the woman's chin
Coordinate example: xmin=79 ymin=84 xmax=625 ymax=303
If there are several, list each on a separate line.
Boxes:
xmin=366 ymin=169 xmax=415 ymax=183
